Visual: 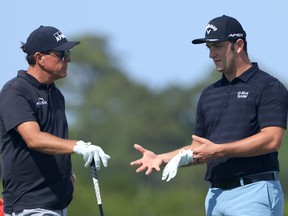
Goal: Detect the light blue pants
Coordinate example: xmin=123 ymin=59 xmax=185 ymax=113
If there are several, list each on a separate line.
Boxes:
xmin=5 ymin=208 xmax=67 ymax=216
xmin=205 ymin=180 xmax=284 ymax=216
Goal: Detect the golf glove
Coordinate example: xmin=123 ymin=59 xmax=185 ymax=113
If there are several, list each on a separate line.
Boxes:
xmin=74 ymin=140 xmax=111 ymax=170
xmin=162 ymin=149 xmax=193 ymax=182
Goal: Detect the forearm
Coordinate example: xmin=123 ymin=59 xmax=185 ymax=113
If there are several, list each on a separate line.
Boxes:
xmin=159 ymin=141 xmax=197 ymax=164
xmin=221 ymin=127 xmax=284 ymax=157
xmin=16 ymin=121 xmax=77 ymax=154
xmin=192 ymin=126 xmax=285 ymax=163
xmin=27 ymin=131 xmax=77 ymax=154
xmin=16 ymin=121 xmax=110 ymax=170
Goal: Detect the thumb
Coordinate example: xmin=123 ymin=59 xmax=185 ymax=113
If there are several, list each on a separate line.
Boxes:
xmin=134 ymin=144 xmax=147 ymax=154
xmin=192 ymin=135 xmax=205 ymax=143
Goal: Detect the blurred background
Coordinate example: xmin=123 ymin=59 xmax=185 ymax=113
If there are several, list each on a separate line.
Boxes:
xmin=1 ymin=1 xmax=288 ymax=215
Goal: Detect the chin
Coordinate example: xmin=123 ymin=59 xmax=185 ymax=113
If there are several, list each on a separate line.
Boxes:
xmin=215 ymin=67 xmax=224 ymax=72
xmin=61 ymin=72 xmax=68 ymax=78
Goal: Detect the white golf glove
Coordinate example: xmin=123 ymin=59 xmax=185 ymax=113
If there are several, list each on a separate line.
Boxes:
xmin=162 ymin=149 xmax=193 ymax=182
xmin=73 ymin=140 xmax=111 ymax=170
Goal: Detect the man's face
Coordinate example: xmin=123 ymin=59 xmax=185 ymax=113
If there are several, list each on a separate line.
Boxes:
xmin=206 ymin=41 xmax=237 ymax=74
xmin=40 ymin=50 xmax=72 ymax=80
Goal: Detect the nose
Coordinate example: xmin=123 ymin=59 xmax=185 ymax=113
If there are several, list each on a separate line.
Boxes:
xmin=209 ymin=47 xmax=217 ymax=59
xmin=64 ymin=55 xmax=71 ymax=63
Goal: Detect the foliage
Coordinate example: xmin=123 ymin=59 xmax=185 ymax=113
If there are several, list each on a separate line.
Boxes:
xmin=60 ymin=35 xmax=213 ymax=215
xmin=1 ymin=34 xmax=288 ymax=216
xmin=61 ymin=35 xmax=288 ymax=215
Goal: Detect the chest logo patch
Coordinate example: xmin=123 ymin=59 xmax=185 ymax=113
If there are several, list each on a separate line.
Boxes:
xmin=237 ymin=91 xmax=249 ymax=98
xmin=36 ymin=98 xmax=48 ymax=105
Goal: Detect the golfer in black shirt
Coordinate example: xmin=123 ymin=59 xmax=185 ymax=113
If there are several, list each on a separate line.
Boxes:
xmin=0 ymin=26 xmax=110 ymax=216
xmin=131 ymin=15 xmax=288 ymax=216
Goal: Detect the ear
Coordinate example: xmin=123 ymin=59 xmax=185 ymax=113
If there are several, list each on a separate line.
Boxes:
xmin=34 ymin=52 xmax=45 ymax=64
xmin=235 ymin=39 xmax=245 ymax=53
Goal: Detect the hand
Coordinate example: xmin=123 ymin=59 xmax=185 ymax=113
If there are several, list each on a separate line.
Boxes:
xmin=130 ymin=144 xmax=163 ymax=175
xmin=73 ymin=141 xmax=111 ymax=170
xmin=162 ymin=149 xmax=193 ymax=182
xmin=192 ymin=135 xmax=222 ymax=163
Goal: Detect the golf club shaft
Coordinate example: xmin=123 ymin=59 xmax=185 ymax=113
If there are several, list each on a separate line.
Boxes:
xmin=91 ymin=160 xmax=104 ymax=216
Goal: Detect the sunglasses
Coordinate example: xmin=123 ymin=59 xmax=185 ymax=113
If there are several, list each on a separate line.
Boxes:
xmin=42 ymin=50 xmax=71 ymax=61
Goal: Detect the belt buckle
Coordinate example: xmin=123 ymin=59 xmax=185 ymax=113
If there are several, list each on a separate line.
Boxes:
xmin=239 ymin=177 xmax=244 ymax=186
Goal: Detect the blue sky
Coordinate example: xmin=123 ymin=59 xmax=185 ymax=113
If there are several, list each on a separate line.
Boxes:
xmin=1 ymin=1 xmax=287 ymax=90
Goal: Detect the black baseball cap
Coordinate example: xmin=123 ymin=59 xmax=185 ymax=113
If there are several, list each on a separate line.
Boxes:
xmin=192 ymin=15 xmax=246 ymax=44
xmin=23 ymin=25 xmax=80 ymax=55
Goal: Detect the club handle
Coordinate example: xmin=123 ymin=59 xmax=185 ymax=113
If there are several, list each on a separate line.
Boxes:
xmin=90 ymin=160 xmax=98 ymax=179
xmin=90 ymin=160 xmax=104 ymax=216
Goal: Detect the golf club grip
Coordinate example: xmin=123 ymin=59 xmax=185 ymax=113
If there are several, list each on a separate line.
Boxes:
xmin=90 ymin=160 xmax=98 ymax=179
xmin=90 ymin=160 xmax=104 ymax=216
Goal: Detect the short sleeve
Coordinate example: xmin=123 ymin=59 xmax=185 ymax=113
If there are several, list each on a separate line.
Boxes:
xmin=258 ymin=80 xmax=288 ymax=129
xmin=0 ymin=86 xmax=36 ymax=133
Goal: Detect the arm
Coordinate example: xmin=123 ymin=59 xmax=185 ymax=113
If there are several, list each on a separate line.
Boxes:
xmin=16 ymin=121 xmax=110 ymax=170
xmin=16 ymin=121 xmax=76 ymax=154
xmin=192 ymin=126 xmax=284 ymax=163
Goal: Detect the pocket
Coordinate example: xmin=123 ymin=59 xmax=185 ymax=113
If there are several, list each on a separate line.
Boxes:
xmin=265 ymin=180 xmax=284 ymax=213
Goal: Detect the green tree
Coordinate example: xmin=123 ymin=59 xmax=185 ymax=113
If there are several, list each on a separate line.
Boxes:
xmin=61 ymin=35 xmax=288 ymax=215
xmin=2 ymin=34 xmax=287 ymax=216
xmin=62 ymin=35 xmax=210 ymax=215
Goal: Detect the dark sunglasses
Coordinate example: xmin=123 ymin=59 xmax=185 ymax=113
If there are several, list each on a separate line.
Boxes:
xmin=42 ymin=50 xmax=71 ymax=61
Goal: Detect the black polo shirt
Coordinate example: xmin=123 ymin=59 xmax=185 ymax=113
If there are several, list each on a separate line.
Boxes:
xmin=0 ymin=70 xmax=73 ymax=213
xmin=194 ymin=63 xmax=288 ymax=182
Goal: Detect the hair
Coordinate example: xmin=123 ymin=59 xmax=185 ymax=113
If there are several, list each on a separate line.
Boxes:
xmin=21 ymin=42 xmax=36 ymax=65
xmin=229 ymin=39 xmax=248 ymax=55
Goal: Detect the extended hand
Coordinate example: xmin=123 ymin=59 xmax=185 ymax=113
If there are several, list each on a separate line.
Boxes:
xmin=130 ymin=144 xmax=163 ymax=175
xmin=162 ymin=149 xmax=193 ymax=182
xmin=74 ymin=140 xmax=111 ymax=170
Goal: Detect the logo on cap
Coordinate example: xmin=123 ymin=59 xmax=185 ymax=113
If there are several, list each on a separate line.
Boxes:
xmin=228 ymin=33 xmax=245 ymax=38
xmin=54 ymin=31 xmax=66 ymax=42
xmin=205 ymin=24 xmax=217 ymax=35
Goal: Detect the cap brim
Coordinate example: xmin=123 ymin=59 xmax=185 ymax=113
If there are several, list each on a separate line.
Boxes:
xmin=192 ymin=38 xmax=207 ymax=44
xmin=53 ymin=41 xmax=80 ymax=51
xmin=192 ymin=38 xmax=227 ymax=44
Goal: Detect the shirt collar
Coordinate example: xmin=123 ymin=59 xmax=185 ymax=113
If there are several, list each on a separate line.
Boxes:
xmin=221 ymin=62 xmax=259 ymax=85
xmin=17 ymin=70 xmax=55 ymax=91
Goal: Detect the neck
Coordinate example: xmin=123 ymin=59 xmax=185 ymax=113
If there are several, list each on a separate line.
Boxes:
xmin=27 ymin=65 xmax=53 ymax=84
xmin=225 ymin=54 xmax=252 ymax=81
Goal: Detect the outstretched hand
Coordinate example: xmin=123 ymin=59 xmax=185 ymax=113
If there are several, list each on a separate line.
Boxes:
xmin=130 ymin=144 xmax=163 ymax=175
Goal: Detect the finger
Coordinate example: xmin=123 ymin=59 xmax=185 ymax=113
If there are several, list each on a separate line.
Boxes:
xmin=162 ymin=166 xmax=170 ymax=181
xmin=154 ymin=165 xmax=160 ymax=172
xmin=162 ymin=172 xmax=168 ymax=181
xmin=99 ymin=151 xmax=109 ymax=167
xmin=84 ymin=155 xmax=92 ymax=167
xmin=105 ymin=154 xmax=111 ymax=160
xmin=145 ymin=165 xmax=161 ymax=175
xmin=133 ymin=144 xmax=146 ymax=154
xmin=192 ymin=135 xmax=205 ymax=143
xmin=145 ymin=167 xmax=154 ymax=175
xmin=168 ymin=165 xmax=178 ymax=182
xmin=166 ymin=172 xmax=173 ymax=182
xmin=100 ymin=156 xmax=108 ymax=167
xmin=130 ymin=159 xmax=142 ymax=166
xmin=94 ymin=154 xmax=101 ymax=170
xmin=166 ymin=174 xmax=172 ymax=182
xmin=167 ymin=170 xmax=176 ymax=182
xmin=136 ymin=164 xmax=148 ymax=173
